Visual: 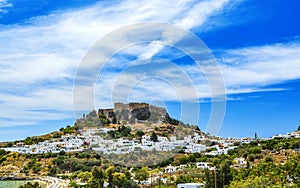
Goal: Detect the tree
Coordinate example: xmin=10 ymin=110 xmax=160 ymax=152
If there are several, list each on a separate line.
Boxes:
xmin=19 ymin=182 xmax=41 ymax=188
xmin=150 ymin=132 xmax=158 ymax=142
xmin=248 ymin=154 xmax=256 ymax=162
xmin=48 ymin=167 xmax=57 ymax=176
xmin=112 ymin=116 xmax=117 ymax=124
xmin=24 ymin=137 xmax=33 ymax=145
xmin=246 ymin=158 xmax=250 ymax=169
xmin=122 ymin=180 xmax=139 ymax=188
xmin=78 ymin=171 xmax=92 ymax=182
xmin=106 ymin=166 xmax=115 ymax=188
xmin=134 ymin=166 xmax=149 ymax=183
xmin=204 ymin=168 xmax=214 ymax=188
xmin=0 ymin=149 xmax=6 ymax=156
xmin=136 ymin=130 xmax=145 ymax=137
xmin=175 ymin=174 xmax=193 ymax=184
xmin=113 ymin=172 xmax=127 ymax=187
xmin=179 ymin=155 xmax=190 ymax=164
xmin=120 ymin=125 xmax=131 ymax=137
xmin=254 ymin=132 xmax=258 ymax=140
xmin=94 ymin=153 xmax=101 ymax=159
xmin=88 ymin=167 xmax=105 ymax=188
xmin=189 ymin=154 xmax=196 ymax=162
xmin=59 ymin=150 xmax=66 ymax=156
xmin=228 ymin=176 xmax=273 ymax=187
xmin=249 ymin=147 xmax=261 ymax=154
xmin=99 ymin=118 xmax=107 ymax=126
xmin=222 ymin=163 xmax=233 ymax=186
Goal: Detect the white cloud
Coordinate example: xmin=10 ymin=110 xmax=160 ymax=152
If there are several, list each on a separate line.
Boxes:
xmin=91 ymin=40 xmax=300 ymax=110
xmin=219 ymin=42 xmax=300 ymax=88
xmin=174 ymin=0 xmax=229 ymax=29
xmin=0 ymin=0 xmax=12 ymax=13
xmin=0 ymin=0 xmax=235 ymax=127
xmin=1 ymin=0 xmax=299 ymax=134
xmin=0 ymin=88 xmax=74 ymax=127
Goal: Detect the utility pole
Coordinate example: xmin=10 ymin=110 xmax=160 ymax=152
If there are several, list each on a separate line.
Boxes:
xmin=169 ymin=170 xmax=172 ymax=186
xmin=214 ymin=169 xmax=217 ymax=188
xmin=159 ymin=173 xmax=162 ymax=188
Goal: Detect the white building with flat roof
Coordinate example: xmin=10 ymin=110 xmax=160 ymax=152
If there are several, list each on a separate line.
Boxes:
xmin=177 ymin=183 xmax=205 ymax=188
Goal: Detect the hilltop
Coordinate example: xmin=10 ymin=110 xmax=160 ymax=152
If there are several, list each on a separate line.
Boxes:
xmin=76 ymin=102 xmax=179 ymax=127
xmin=75 ymin=102 xmax=202 ymax=139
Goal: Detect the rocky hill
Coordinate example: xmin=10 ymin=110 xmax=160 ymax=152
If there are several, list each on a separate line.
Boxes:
xmin=74 ymin=102 xmax=201 ymax=140
xmin=76 ymin=102 xmax=181 ymax=128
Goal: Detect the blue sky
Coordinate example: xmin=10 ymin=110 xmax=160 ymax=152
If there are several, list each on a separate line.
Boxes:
xmin=0 ymin=0 xmax=300 ymax=141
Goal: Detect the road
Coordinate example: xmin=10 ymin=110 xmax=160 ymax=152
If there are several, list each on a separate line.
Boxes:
xmin=38 ymin=176 xmax=68 ymax=188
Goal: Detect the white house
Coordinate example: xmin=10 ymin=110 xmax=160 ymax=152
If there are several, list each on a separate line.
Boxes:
xmin=177 ymin=183 xmax=205 ymax=188
xmin=234 ymin=157 xmax=247 ymax=167
xmin=195 ymin=162 xmax=214 ymax=170
xmin=165 ymin=165 xmax=177 ymax=173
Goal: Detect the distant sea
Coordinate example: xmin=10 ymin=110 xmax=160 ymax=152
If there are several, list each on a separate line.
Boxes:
xmin=0 ymin=180 xmax=46 ymax=188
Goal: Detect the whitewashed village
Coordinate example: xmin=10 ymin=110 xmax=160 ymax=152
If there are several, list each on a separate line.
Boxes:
xmin=3 ymin=124 xmax=240 ymax=156
xmin=1 ymin=103 xmax=299 ymax=188
xmin=4 ymin=126 xmax=300 ymax=156
xmin=3 ymin=103 xmax=300 ymax=167
xmin=3 ymin=103 xmax=248 ymax=155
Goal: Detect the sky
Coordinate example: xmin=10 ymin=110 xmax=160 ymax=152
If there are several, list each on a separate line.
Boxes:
xmin=0 ymin=0 xmax=300 ymax=141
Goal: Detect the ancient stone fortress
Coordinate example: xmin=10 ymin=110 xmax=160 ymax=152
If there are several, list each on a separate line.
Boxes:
xmin=98 ymin=102 xmax=167 ymax=122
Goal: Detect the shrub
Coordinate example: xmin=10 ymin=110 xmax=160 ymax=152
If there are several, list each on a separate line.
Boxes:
xmin=248 ymin=154 xmax=256 ymax=162
xmin=265 ymin=155 xmax=274 ymax=163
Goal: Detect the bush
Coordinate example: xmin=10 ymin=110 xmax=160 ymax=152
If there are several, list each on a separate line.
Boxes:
xmin=0 ymin=149 xmax=7 ymax=156
xmin=0 ymin=156 xmax=7 ymax=163
xmin=48 ymin=167 xmax=57 ymax=176
xmin=19 ymin=182 xmax=41 ymax=188
xmin=248 ymin=154 xmax=256 ymax=162
xmin=265 ymin=155 xmax=274 ymax=163
xmin=179 ymin=155 xmax=190 ymax=164
xmin=59 ymin=150 xmax=66 ymax=156
xmin=249 ymin=147 xmax=261 ymax=154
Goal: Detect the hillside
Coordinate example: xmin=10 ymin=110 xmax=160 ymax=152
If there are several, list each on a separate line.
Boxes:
xmin=1 ymin=102 xmax=299 ymax=187
xmin=75 ymin=102 xmax=202 ymax=139
xmin=0 ymin=136 xmax=299 ymax=187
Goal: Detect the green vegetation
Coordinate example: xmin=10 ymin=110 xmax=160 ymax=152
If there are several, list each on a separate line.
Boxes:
xmin=150 ymin=131 xmax=158 ymax=142
xmin=0 ymin=135 xmax=299 ymax=188
xmin=59 ymin=125 xmax=77 ymax=135
xmin=0 ymin=106 xmax=299 ymax=188
xmin=0 ymin=149 xmax=9 ymax=164
xmin=164 ymin=113 xmax=180 ymax=125
xmin=107 ymin=125 xmax=132 ymax=138
xmin=227 ymin=138 xmax=300 ymax=159
xmin=87 ymin=167 xmax=105 ymax=188
xmin=134 ymin=166 xmax=149 ymax=183
xmin=228 ymin=153 xmax=300 ymax=187
xmin=19 ymin=182 xmax=41 ymax=188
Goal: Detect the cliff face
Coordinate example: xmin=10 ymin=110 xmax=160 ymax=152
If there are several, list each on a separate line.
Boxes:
xmin=78 ymin=102 xmax=172 ymax=127
xmin=113 ymin=102 xmax=167 ymax=123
